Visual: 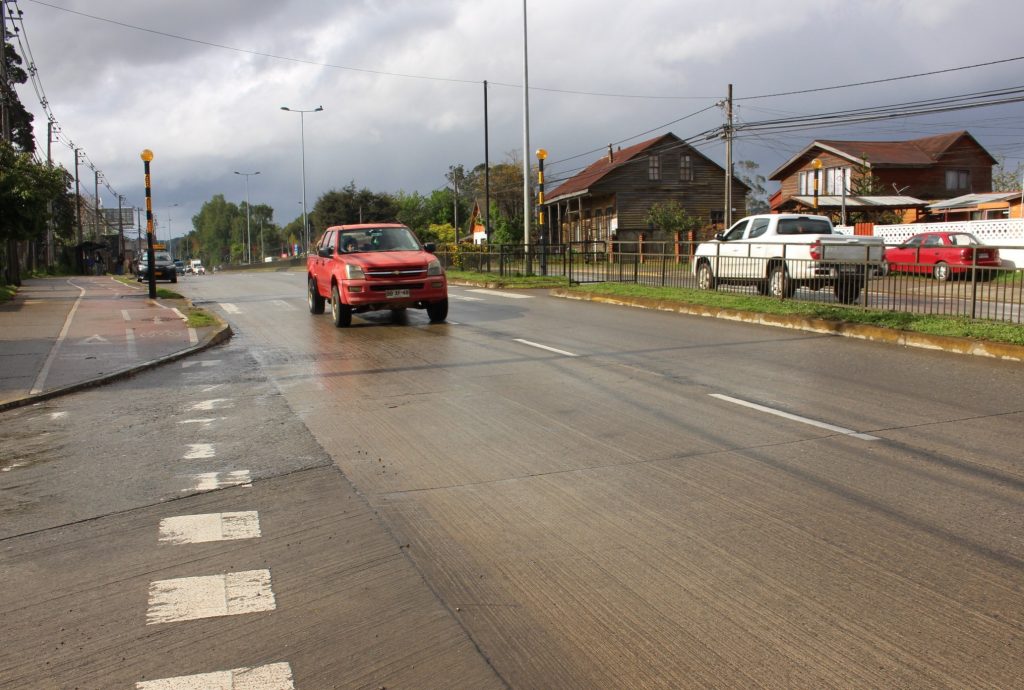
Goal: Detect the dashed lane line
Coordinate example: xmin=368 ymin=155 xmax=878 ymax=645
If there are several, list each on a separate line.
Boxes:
xmin=135 ymin=662 xmax=294 ymax=690
xmin=159 ymin=511 xmax=261 ymax=544
xmin=513 ymin=338 xmax=578 ymax=357
xmin=146 ymin=569 xmax=276 ymax=625
xmin=465 ymin=288 xmax=533 ymax=299
xmin=709 ymin=393 xmax=880 ymax=441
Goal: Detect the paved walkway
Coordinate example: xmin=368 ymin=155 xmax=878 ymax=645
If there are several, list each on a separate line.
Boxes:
xmin=0 ymin=276 xmax=230 ymax=411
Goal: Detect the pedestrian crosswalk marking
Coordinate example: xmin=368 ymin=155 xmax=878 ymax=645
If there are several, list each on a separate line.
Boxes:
xmin=466 ymin=288 xmax=533 ymax=299
xmin=184 ymin=471 xmax=251 ymax=492
xmin=183 ymin=443 xmax=216 ymax=460
xmin=146 ymin=569 xmax=276 ymax=624
xmin=159 ymin=511 xmax=261 ymax=544
xmin=136 ymin=662 xmax=294 ymax=689
xmin=221 ymin=303 xmax=242 ymax=314
xmin=190 ymin=398 xmax=232 ymax=411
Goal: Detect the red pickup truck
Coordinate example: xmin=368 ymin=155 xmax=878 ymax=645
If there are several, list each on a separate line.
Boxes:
xmin=306 ymin=224 xmax=448 ymax=327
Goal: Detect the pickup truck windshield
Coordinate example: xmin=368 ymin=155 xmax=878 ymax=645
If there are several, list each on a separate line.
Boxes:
xmin=777 ymin=218 xmax=832 ymax=235
xmin=339 ymin=227 xmax=421 ymax=253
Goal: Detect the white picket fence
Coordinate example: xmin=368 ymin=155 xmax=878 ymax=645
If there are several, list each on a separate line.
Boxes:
xmin=837 ymin=218 xmax=1024 ymax=268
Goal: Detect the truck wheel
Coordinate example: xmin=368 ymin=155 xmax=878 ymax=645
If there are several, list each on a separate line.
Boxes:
xmin=331 ymin=284 xmax=352 ymax=327
xmin=307 ymin=277 xmax=325 ymax=314
xmin=833 ymin=278 xmax=863 ymax=304
xmin=696 ymin=262 xmax=716 ymax=290
xmin=769 ymin=264 xmax=795 ymax=299
xmin=426 ymin=299 xmax=448 ymax=323
xmin=933 ymin=262 xmax=951 ymax=281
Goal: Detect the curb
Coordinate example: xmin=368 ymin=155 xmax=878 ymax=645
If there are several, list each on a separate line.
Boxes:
xmin=550 ymin=289 xmax=1024 ymax=363
xmin=0 ymin=315 xmax=233 ymax=414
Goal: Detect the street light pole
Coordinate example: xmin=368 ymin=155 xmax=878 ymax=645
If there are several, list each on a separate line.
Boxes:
xmin=280 ymin=106 xmax=323 ymax=254
xmin=234 ymin=171 xmax=260 ymax=264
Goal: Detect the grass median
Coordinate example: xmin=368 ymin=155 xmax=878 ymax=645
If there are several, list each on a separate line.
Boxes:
xmin=446 ymin=270 xmax=1024 ymax=346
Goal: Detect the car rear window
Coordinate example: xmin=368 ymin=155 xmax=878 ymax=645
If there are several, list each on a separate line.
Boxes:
xmin=777 ymin=219 xmax=833 ymax=235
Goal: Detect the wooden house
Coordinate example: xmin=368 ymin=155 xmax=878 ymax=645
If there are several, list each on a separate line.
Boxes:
xmin=769 ymin=131 xmax=998 ymax=213
xmin=543 ymin=133 xmax=749 ymax=244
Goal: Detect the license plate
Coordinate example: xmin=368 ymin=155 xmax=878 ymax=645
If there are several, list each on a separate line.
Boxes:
xmin=386 ymin=289 xmax=410 ymax=298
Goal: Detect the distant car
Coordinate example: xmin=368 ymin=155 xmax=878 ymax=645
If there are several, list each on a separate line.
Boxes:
xmin=885 ymin=231 xmax=1000 ymax=281
xmin=173 ymin=259 xmax=185 ymax=275
xmin=137 ymin=251 xmax=178 ymax=283
xmin=190 ymin=259 xmax=206 ymax=275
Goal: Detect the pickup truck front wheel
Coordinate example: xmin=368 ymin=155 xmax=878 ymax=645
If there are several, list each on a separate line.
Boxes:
xmin=769 ymin=265 xmax=795 ymax=299
xmin=426 ymin=298 xmax=448 ymax=323
xmin=308 ymin=277 xmax=325 ymax=314
xmin=696 ymin=262 xmax=716 ymax=291
xmin=330 ymin=284 xmax=352 ymax=327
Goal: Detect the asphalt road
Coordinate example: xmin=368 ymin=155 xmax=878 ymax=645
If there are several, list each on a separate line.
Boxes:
xmin=4 ymin=269 xmax=1023 ymax=688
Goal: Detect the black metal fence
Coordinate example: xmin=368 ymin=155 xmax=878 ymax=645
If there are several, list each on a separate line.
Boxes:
xmin=436 ymin=241 xmax=1024 ymax=325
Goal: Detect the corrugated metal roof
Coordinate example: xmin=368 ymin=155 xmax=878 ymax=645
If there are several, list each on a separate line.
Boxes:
xmin=790 ymin=195 xmax=927 ymax=207
xmin=927 ymin=192 xmax=1019 ymax=210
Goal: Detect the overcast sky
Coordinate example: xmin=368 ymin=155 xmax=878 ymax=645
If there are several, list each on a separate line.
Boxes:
xmin=13 ymin=0 xmax=1024 ymax=240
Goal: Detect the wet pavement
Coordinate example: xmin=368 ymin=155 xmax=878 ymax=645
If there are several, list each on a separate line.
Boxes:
xmin=0 ymin=275 xmax=231 ymax=411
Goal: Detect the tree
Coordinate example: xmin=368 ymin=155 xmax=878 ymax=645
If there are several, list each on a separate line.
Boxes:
xmin=190 ymin=195 xmax=241 ymax=266
xmin=992 ymin=160 xmax=1024 ymax=192
xmin=735 ymin=160 xmax=769 ymax=214
xmin=1 ymin=141 xmax=69 ymax=284
xmin=311 ymin=182 xmax=398 ymax=230
xmin=2 ymin=34 xmax=36 ymax=152
xmin=646 ymin=201 xmax=702 ymax=238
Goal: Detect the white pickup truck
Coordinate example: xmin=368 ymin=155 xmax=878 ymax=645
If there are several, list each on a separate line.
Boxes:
xmin=692 ymin=214 xmax=885 ymax=304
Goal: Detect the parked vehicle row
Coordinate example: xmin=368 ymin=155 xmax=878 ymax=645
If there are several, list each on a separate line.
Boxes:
xmin=883 ymin=231 xmax=1000 ymax=280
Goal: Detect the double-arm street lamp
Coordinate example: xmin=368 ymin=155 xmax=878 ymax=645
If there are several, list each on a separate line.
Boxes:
xmin=234 ymin=170 xmax=260 ymax=264
xmin=280 ymin=105 xmax=323 ymax=254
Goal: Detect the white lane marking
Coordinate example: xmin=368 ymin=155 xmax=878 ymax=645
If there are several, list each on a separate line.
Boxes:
xmin=121 ymin=309 xmax=132 ymax=321
xmin=31 ymin=280 xmax=86 ymax=394
xmin=159 ymin=511 xmax=261 ymax=544
xmin=125 ymin=328 xmax=137 ymax=358
xmin=451 ymin=295 xmax=484 ymax=301
xmin=171 ymin=307 xmax=188 ymax=321
xmin=466 ymin=289 xmax=532 ymax=299
xmin=182 ymin=360 xmax=222 ymax=368
xmin=222 ymin=303 xmax=242 ymax=314
xmin=136 ymin=662 xmax=295 ymax=690
xmin=185 ymin=471 xmax=252 ymax=492
xmin=179 ymin=418 xmax=216 ymax=425
xmin=272 ymin=299 xmax=295 ymax=310
xmin=709 ymin=394 xmax=880 ymax=441
xmin=146 ymin=569 xmax=276 ymax=624
xmin=188 ymin=327 xmax=198 ymax=344
xmin=513 ymin=338 xmax=578 ymax=357
xmin=2 ymin=461 xmax=29 ymax=473
xmin=183 ymin=443 xmax=216 ymax=460
xmin=190 ymin=398 xmax=232 ymax=411
xmin=81 ymin=334 xmax=109 ymax=345
xmin=202 ymin=384 xmax=224 ymax=392
xmin=50 ymin=411 xmax=68 ymax=420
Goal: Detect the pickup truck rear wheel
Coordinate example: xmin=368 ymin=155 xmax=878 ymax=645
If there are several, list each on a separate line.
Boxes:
xmin=833 ymin=277 xmax=863 ymax=304
xmin=769 ymin=264 xmax=795 ymax=299
xmin=330 ymin=284 xmax=352 ymax=327
xmin=308 ymin=277 xmax=325 ymax=314
xmin=426 ymin=298 xmax=448 ymax=323
xmin=696 ymin=262 xmax=716 ymax=290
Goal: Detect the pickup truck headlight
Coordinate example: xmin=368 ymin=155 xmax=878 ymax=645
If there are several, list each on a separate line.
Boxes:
xmin=426 ymin=258 xmax=443 ymax=276
xmin=344 ymin=263 xmax=365 ymax=279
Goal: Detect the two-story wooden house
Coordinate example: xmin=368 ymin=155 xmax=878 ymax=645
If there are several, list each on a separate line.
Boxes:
xmin=543 ymin=133 xmax=749 ymax=244
xmin=769 ymin=130 xmax=997 ymax=212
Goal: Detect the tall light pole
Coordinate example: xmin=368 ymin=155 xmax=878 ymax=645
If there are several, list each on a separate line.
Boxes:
xmin=234 ymin=170 xmax=260 ymax=264
xmin=280 ymin=105 xmax=323 ymax=255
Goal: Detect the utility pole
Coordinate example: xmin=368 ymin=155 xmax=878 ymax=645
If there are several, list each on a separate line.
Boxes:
xmin=94 ymin=169 xmax=102 ymax=243
xmin=724 ymin=84 xmax=734 ymax=228
xmin=521 ymin=0 xmax=531 ymax=254
xmin=46 ymin=120 xmax=56 ymax=267
xmin=0 ymin=0 xmax=10 ymax=143
xmin=484 ymin=80 xmax=491 ymax=243
xmin=74 ymin=148 xmax=83 ymax=261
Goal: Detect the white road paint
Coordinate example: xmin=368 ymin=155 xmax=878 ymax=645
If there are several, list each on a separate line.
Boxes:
xmin=188 ymin=327 xmax=198 ymax=344
xmin=182 ymin=360 xmax=221 ymax=368
xmin=179 ymin=418 xmax=216 ymax=426
xmin=514 ymin=338 xmax=578 ymax=357
xmin=466 ymin=288 xmax=533 ymax=299
xmin=136 ymin=662 xmax=294 ymax=690
xmin=81 ymin=334 xmax=109 ymax=344
xmin=31 ymin=279 xmax=86 ymax=395
xmin=146 ymin=569 xmax=276 ymax=624
xmin=450 ymin=295 xmax=484 ymax=301
xmin=121 ymin=309 xmax=132 ymax=321
xmin=125 ymin=328 xmax=137 ymax=358
xmin=202 ymin=384 xmax=224 ymax=393
xmin=49 ymin=411 xmax=68 ymax=420
xmin=159 ymin=511 xmax=261 ymax=544
xmin=271 ymin=299 xmax=295 ymax=310
xmin=171 ymin=307 xmax=188 ymax=321
xmin=221 ymin=303 xmax=242 ymax=314
xmin=709 ymin=394 xmax=880 ymax=441
xmin=2 ymin=461 xmax=29 ymax=473
xmin=185 ymin=471 xmax=252 ymax=492
xmin=183 ymin=443 xmax=216 ymax=460
xmin=190 ymin=399 xmax=232 ymax=411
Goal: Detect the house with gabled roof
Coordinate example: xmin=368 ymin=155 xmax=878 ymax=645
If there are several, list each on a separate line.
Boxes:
xmin=543 ymin=133 xmax=749 ymax=244
xmin=768 ymin=131 xmax=998 ymax=216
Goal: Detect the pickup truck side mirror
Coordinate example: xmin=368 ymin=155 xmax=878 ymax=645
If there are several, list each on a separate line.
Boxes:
xmin=317 ymin=247 xmax=333 ymax=258
xmin=424 ymin=242 xmax=436 ymax=253
xmin=714 ymin=232 xmax=726 ymax=241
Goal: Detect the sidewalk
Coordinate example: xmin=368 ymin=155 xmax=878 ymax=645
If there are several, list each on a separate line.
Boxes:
xmin=0 ymin=276 xmax=231 ymax=412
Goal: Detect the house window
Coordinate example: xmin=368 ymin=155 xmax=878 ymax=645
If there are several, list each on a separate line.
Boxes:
xmin=649 ymin=154 xmax=661 ymax=181
xmin=826 ymin=167 xmax=850 ymax=194
xmin=680 ymin=155 xmax=693 ymax=181
xmin=710 ymin=210 xmax=724 ymax=225
xmin=946 ymin=169 xmax=970 ymax=190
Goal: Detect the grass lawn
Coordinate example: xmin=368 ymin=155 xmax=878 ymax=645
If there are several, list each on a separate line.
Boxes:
xmin=0 ymin=284 xmax=16 ymax=303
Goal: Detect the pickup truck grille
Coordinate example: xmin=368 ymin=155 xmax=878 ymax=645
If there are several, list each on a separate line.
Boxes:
xmin=364 ymin=267 xmax=426 ymax=279
xmin=371 ymin=283 xmax=424 ymax=292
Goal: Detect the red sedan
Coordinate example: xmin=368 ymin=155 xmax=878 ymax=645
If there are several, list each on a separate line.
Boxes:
xmin=885 ymin=231 xmax=1000 ymax=281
